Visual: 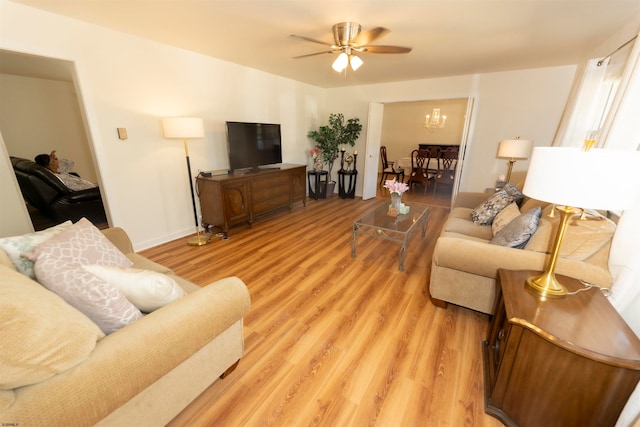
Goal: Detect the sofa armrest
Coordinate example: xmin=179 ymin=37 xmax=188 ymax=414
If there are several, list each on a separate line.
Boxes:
xmin=433 ymin=236 xmax=612 ymax=287
xmin=453 ymin=192 xmax=490 ymax=209
xmin=101 ymin=227 xmax=134 ymax=254
xmin=4 ymin=276 xmax=250 ymax=426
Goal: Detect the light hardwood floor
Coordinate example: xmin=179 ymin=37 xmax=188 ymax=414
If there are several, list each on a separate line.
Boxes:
xmin=141 ymin=181 xmax=502 ymax=426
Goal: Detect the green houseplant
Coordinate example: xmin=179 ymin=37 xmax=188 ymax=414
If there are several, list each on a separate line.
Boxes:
xmin=307 ymin=113 xmax=362 ymax=184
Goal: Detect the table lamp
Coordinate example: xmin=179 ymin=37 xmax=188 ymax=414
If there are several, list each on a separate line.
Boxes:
xmin=522 ymin=145 xmax=640 ymax=298
xmin=162 ymin=117 xmax=211 ymax=246
xmin=497 ymin=137 xmax=533 ymax=183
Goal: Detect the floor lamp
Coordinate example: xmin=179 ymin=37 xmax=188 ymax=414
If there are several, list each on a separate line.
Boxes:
xmin=162 ymin=117 xmax=211 ymax=246
xmin=497 ymin=136 xmax=533 ymax=183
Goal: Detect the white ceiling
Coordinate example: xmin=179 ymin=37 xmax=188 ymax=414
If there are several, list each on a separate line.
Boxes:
xmin=8 ymin=0 xmax=640 ymax=88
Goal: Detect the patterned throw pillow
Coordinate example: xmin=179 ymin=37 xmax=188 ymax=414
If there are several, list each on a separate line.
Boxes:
xmin=34 ymin=255 xmax=143 ymax=334
xmin=502 ymin=183 xmax=524 ymax=205
xmin=24 ymin=218 xmax=132 ymax=268
xmin=490 ymin=207 xmax=542 ymax=248
xmin=0 ymin=221 xmax=72 ymax=279
xmin=471 ymin=190 xmax=515 ymax=225
xmin=24 ymin=218 xmax=140 ymax=334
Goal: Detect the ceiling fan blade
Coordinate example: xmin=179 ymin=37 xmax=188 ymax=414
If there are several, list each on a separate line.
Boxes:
xmin=351 ymin=27 xmax=389 ymax=46
xmin=360 ymin=45 xmax=412 ymax=54
xmin=289 ymin=34 xmax=334 ymax=48
xmin=293 ymin=50 xmax=338 ymax=59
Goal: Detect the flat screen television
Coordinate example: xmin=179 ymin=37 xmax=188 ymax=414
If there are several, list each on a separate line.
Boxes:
xmin=226 ymin=121 xmax=282 ymax=173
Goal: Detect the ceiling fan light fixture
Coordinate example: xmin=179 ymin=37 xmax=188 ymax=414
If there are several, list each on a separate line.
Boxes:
xmin=350 ymin=55 xmax=363 ymax=71
xmin=332 ymin=52 xmax=349 ymax=72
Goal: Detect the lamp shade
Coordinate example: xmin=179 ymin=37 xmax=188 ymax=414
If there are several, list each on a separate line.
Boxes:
xmin=162 ymin=117 xmax=204 ymax=139
xmin=497 ymin=138 xmax=533 ymax=159
xmin=523 ymin=147 xmax=640 ymax=211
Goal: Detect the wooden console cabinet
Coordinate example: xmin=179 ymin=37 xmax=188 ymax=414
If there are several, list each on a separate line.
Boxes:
xmin=483 ymin=269 xmax=640 ymax=427
xmin=196 ymin=164 xmax=306 ymax=237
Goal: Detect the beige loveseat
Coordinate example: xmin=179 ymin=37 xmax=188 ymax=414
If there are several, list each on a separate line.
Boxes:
xmin=429 ymin=191 xmax=615 ymax=314
xmin=0 ymin=226 xmax=251 ymax=426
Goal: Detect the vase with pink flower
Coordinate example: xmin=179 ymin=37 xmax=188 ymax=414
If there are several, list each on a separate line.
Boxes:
xmin=310 ymin=148 xmax=323 ymax=171
xmin=383 ymin=179 xmax=409 ymax=216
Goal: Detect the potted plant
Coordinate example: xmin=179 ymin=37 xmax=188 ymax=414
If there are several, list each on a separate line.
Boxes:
xmin=307 ymin=113 xmax=362 ymax=191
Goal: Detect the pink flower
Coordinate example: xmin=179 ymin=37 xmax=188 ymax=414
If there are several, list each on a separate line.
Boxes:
xmin=310 ymin=148 xmax=321 ymax=159
xmin=383 ymin=179 xmax=409 ymax=195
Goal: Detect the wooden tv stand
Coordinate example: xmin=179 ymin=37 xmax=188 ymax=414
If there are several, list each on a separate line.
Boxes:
xmin=196 ymin=164 xmax=306 ymax=238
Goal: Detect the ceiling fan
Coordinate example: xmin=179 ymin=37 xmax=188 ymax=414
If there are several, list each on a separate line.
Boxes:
xmin=290 ymin=22 xmax=412 ymax=72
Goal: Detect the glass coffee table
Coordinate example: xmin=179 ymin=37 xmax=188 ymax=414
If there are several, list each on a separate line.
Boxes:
xmin=351 ymin=202 xmax=428 ymax=271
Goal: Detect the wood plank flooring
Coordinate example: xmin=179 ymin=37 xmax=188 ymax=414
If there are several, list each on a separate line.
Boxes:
xmin=140 ymin=183 xmax=502 ymax=426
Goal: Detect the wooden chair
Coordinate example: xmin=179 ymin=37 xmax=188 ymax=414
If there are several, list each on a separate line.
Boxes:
xmin=407 ymin=149 xmax=436 ymax=193
xmin=379 ymin=146 xmax=405 ymax=185
xmin=422 ymin=146 xmax=441 ymax=174
xmin=433 ymin=148 xmax=457 ymax=194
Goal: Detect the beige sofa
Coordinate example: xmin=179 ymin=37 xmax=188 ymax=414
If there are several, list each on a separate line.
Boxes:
xmin=0 ymin=227 xmax=251 ymax=426
xmin=429 ymin=191 xmax=615 ymax=314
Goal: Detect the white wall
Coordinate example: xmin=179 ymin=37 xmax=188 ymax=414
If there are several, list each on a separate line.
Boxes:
xmin=1 ymin=0 xmax=325 ymax=249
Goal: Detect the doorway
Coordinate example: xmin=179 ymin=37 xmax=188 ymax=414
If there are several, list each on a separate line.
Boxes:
xmin=0 ymin=49 xmax=107 ymax=230
xmin=363 ymin=97 xmax=475 ymax=205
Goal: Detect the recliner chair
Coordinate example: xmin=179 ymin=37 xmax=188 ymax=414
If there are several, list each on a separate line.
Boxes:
xmin=10 ymin=156 xmax=107 ymax=226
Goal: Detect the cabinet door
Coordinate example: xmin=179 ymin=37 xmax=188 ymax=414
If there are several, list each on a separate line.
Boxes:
xmin=222 ymin=180 xmax=250 ymax=226
xmin=291 ymin=167 xmax=306 ymax=205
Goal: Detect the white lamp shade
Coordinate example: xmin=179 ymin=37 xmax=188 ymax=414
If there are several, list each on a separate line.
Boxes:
xmin=497 ymin=138 xmax=533 ymax=159
xmin=350 ymin=55 xmax=363 ymax=71
xmin=523 ymin=147 xmax=640 ymax=211
xmin=162 ymin=117 xmax=204 ymax=139
xmin=332 ymin=53 xmax=349 ymax=72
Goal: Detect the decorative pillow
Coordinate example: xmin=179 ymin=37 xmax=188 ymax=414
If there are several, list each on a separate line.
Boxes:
xmin=24 ymin=218 xmax=132 ymax=268
xmin=524 ymin=206 xmax=616 ymax=261
xmin=0 ymin=265 xmax=104 ymax=390
xmin=33 ymin=255 xmax=143 ymax=334
xmin=502 ymin=183 xmax=524 ymax=205
xmin=492 ymin=202 xmax=521 ymax=236
xmin=81 ymin=265 xmax=186 ymax=312
xmin=0 ymin=221 xmax=72 ymax=278
xmin=490 ymin=207 xmax=542 ymax=248
xmin=471 ymin=190 xmax=515 ymax=225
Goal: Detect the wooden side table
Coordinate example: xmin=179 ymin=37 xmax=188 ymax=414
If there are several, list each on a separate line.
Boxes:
xmin=483 ymin=269 xmax=640 ymax=427
xmin=338 ymin=170 xmax=357 ymax=199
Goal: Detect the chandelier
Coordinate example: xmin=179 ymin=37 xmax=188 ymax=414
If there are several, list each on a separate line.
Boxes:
xmin=423 ymin=108 xmax=447 ymax=129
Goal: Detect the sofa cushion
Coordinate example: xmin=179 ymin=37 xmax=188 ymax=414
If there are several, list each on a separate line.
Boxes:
xmin=525 ymin=207 xmax=616 ymax=261
xmin=0 ymin=221 xmax=72 ymax=279
xmin=490 ymin=207 xmax=541 ymax=248
xmin=443 ymin=217 xmax=493 ymax=241
xmin=492 ymin=202 xmax=521 ymax=236
xmin=81 ymin=265 xmax=186 ymax=312
xmin=0 ymin=265 xmax=104 ymax=391
xmin=471 ymin=189 xmax=514 ymax=225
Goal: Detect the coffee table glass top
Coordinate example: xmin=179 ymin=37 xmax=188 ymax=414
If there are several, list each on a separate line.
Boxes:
xmin=352 ymin=202 xmax=429 ymax=271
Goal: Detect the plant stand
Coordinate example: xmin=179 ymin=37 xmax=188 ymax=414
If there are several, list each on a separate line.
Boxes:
xmin=307 ymin=170 xmax=328 ymax=199
xmin=338 ymin=171 xmax=357 ymax=199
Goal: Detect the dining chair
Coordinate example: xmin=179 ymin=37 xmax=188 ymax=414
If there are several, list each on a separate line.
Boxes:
xmin=379 ymin=146 xmax=405 ymax=185
xmin=433 ymin=148 xmax=457 ymax=194
xmin=407 ymin=149 xmax=435 ymax=193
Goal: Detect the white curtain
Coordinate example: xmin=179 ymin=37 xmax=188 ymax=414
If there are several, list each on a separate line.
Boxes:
xmin=554 ymin=35 xmax=638 ymax=149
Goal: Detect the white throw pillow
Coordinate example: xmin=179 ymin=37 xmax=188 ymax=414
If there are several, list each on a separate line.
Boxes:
xmin=0 ymin=221 xmax=72 ymax=278
xmin=81 ymin=265 xmax=186 ymax=312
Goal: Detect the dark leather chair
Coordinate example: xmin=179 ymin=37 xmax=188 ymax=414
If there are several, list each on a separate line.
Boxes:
xmin=10 ymin=156 xmax=107 ymax=226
